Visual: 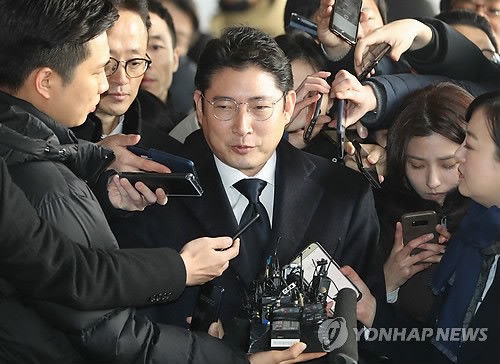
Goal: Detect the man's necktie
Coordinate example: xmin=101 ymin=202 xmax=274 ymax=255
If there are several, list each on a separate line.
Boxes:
xmin=233 ymin=178 xmax=272 ymax=285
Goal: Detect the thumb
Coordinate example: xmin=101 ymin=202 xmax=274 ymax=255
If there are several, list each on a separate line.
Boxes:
xmin=278 ymin=342 xmax=307 ymax=361
xmin=212 ymin=237 xmax=233 ymax=250
xmin=122 ymin=133 xmax=142 ymax=146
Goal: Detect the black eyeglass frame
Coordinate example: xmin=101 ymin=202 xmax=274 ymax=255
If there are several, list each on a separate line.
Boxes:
xmin=105 ymin=54 xmax=152 ymax=78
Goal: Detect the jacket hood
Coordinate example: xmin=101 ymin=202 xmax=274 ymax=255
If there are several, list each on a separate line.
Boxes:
xmin=0 ymin=92 xmax=114 ymax=185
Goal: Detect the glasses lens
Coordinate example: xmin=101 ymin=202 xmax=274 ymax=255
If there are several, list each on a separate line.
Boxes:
xmin=248 ymin=100 xmax=275 ymax=121
xmin=126 ymin=59 xmax=149 ymax=78
xmin=104 ymin=58 xmax=119 ymax=77
xmin=212 ymin=99 xmax=238 ymax=120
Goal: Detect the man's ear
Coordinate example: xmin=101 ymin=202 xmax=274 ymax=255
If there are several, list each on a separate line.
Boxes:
xmin=284 ymin=90 xmax=297 ymax=123
xmin=172 ymin=46 xmax=180 ymax=73
xmin=33 ymin=67 xmax=55 ymax=100
xmin=193 ymin=90 xmax=204 ymax=126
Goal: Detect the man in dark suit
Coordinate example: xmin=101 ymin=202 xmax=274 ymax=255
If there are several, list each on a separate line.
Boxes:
xmin=113 ymin=25 xmax=380 ymax=331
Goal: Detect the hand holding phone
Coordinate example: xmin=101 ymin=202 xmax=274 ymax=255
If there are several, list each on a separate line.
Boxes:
xmin=329 ymin=0 xmax=363 ymax=45
xmin=357 ymin=43 xmax=391 ymax=80
xmin=401 ymin=210 xmax=439 ymax=255
xmin=303 ymin=94 xmax=324 ymax=143
xmin=190 ymin=282 xmax=225 ymax=332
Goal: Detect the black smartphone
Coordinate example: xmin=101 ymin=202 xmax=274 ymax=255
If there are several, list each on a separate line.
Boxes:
xmin=352 ymin=140 xmax=381 ymax=189
xmin=401 ymin=210 xmax=439 ymax=255
xmin=357 ymin=43 xmax=391 ymax=80
xmin=190 ymin=282 xmax=225 ymax=332
xmin=329 ymin=0 xmax=363 ymax=45
xmin=303 ymin=94 xmax=324 ymax=143
xmin=336 ymin=99 xmax=346 ymax=161
xmin=118 ymin=171 xmax=203 ymax=197
xmin=288 ymin=12 xmax=318 ymax=38
xmin=216 ymin=213 xmax=261 ymax=251
xmin=127 ymin=146 xmax=197 ymax=176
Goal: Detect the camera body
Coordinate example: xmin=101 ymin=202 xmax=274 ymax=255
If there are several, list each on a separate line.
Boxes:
xmin=246 ymin=256 xmax=330 ymax=353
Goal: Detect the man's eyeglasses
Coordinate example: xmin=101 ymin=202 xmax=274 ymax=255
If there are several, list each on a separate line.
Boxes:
xmin=201 ymin=93 xmax=285 ymax=121
xmin=453 ymin=0 xmax=500 ymax=17
xmin=105 ymin=55 xmax=152 ymax=78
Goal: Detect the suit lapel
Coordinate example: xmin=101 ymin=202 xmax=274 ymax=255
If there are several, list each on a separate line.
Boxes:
xmin=180 ymin=131 xmax=239 ymax=238
xmin=272 ymin=141 xmax=325 ymax=264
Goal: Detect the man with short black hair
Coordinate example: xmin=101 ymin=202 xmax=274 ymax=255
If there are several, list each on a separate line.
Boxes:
xmin=114 ymin=27 xmax=380 ymax=362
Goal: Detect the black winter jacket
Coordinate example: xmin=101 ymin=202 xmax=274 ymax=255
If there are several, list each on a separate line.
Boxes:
xmin=361 ymin=18 xmax=500 ymax=130
xmin=373 ymin=176 xmax=469 ymax=324
xmin=0 ymin=92 xmax=249 ymax=363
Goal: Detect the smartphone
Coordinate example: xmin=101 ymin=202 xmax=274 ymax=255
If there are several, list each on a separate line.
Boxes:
xmin=352 ymin=140 xmax=381 ymax=189
xmin=357 ymin=43 xmax=391 ymax=80
xmin=401 ymin=210 xmax=439 ymax=255
xmin=329 ymin=0 xmax=363 ymax=45
xmin=118 ymin=171 xmax=203 ymax=197
xmin=288 ymin=12 xmax=318 ymax=38
xmin=336 ymin=99 xmax=346 ymax=161
xmin=127 ymin=146 xmax=198 ymax=176
xmin=290 ymin=242 xmax=362 ymax=301
xmin=303 ymin=94 xmax=324 ymax=143
xmin=190 ymin=282 xmax=225 ymax=332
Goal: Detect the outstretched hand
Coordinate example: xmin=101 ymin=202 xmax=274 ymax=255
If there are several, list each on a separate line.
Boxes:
xmin=353 ymin=19 xmax=433 ymax=76
xmin=180 ymin=237 xmax=240 ymax=286
xmin=328 ymin=70 xmax=376 ymax=136
xmin=248 ymin=343 xmax=326 ymax=364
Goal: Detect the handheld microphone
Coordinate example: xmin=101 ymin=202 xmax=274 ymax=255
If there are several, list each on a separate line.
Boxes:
xmin=331 ymin=287 xmax=358 ymax=364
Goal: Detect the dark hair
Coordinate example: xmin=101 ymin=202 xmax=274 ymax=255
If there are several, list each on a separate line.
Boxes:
xmin=283 ymin=0 xmax=387 ymax=30
xmin=0 ymin=0 xmax=118 ymax=91
xmin=147 ymin=0 xmax=177 ymax=48
xmin=163 ymin=0 xmax=199 ymax=33
xmin=275 ymin=30 xmax=327 ymax=72
xmin=195 ymin=26 xmax=294 ymax=95
xmin=386 ymin=82 xmax=473 ymax=182
xmin=436 ymin=9 xmax=498 ymax=51
xmin=441 ymin=0 xmax=453 ymax=12
xmin=111 ymin=0 xmax=151 ymax=30
xmin=465 ymin=91 xmax=500 ymax=160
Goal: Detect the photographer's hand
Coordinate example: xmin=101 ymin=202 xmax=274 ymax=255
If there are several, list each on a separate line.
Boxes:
xmin=248 ymin=342 xmax=326 ymax=364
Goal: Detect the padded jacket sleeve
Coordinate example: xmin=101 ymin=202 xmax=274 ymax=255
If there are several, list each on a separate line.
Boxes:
xmin=35 ymin=303 xmax=251 ymax=364
xmin=405 ymin=17 xmax=500 ymax=83
xmin=0 ymin=157 xmax=186 ymax=310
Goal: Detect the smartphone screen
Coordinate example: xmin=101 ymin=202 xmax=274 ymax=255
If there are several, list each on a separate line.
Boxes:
xmin=358 ymin=43 xmax=391 ymax=80
xmin=329 ymin=0 xmax=363 ymax=45
xmin=291 ymin=242 xmax=362 ymax=301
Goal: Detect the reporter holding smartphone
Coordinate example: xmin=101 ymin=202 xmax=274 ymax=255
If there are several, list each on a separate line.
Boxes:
xmin=373 ymin=82 xmax=472 ymax=324
xmin=342 ymin=90 xmax=500 ymax=364
xmin=316 ymin=0 xmax=411 ymax=79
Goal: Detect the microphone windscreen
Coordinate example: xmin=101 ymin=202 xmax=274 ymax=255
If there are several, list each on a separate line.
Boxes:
xmin=331 ymin=287 xmax=358 ymax=364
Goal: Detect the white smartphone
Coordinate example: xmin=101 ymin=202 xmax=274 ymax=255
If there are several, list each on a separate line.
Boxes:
xmin=291 ymin=242 xmax=361 ymax=300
